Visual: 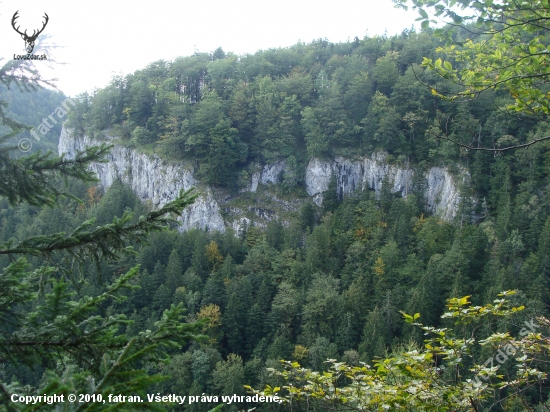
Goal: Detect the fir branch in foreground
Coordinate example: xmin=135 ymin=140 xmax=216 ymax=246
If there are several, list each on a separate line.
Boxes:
xmin=0 ymin=265 xmax=206 ymax=411
xmin=1 ymin=264 xmax=206 ymax=367
xmin=0 ymin=188 xmax=199 ymax=262
xmin=0 ymin=144 xmax=113 ymax=207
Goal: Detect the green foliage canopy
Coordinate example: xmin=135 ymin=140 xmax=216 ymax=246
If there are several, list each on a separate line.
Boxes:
xmin=251 ymin=291 xmax=549 ymax=411
xmin=394 ymin=0 xmax=550 ymax=143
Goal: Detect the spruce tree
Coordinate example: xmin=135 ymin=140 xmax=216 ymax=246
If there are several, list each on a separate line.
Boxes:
xmin=0 ymin=59 xmax=205 ymax=410
xmin=322 ymin=173 xmax=340 ymax=214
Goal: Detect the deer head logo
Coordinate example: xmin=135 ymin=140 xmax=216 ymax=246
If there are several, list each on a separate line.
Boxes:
xmin=11 ymin=11 xmax=49 ymax=54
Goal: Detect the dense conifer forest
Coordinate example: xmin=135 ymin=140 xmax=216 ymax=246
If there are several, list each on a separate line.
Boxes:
xmin=3 ymin=3 xmax=550 ymax=410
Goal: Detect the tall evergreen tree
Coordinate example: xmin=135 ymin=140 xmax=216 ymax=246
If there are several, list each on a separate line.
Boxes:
xmin=0 ymin=59 xmax=205 ymax=408
xmin=165 ymin=248 xmax=184 ymax=291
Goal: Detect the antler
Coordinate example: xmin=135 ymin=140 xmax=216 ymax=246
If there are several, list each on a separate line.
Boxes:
xmin=11 ymin=11 xmax=49 ymax=40
xmin=29 ymin=13 xmax=49 ymax=40
xmin=11 ymin=11 xmax=26 ymax=37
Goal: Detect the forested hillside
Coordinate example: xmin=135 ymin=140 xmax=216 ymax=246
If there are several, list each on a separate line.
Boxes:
xmin=66 ymin=29 xmax=544 ymax=201
xmin=3 ymin=13 xmax=550 ymax=412
xmin=0 ymin=84 xmax=67 ymax=154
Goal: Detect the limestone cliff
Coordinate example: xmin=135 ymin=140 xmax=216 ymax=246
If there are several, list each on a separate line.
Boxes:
xmin=59 ymin=126 xmax=467 ymax=231
xmin=305 ymin=154 xmax=465 ymax=221
xmin=58 ymin=126 xmax=226 ymax=232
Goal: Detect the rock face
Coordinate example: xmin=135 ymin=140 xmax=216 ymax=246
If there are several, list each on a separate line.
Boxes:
xmin=59 ymin=126 xmax=465 ymax=232
xmin=247 ymin=160 xmax=287 ymax=192
xmin=305 ymin=154 xmax=464 ymax=220
xmin=58 ymin=126 xmax=226 ymax=232
xmin=424 ymin=167 xmax=464 ymax=221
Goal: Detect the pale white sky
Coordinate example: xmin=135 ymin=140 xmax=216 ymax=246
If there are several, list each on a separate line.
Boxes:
xmin=0 ymin=0 xmax=420 ymax=97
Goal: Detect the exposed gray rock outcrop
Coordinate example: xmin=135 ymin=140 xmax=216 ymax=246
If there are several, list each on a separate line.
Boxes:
xmin=58 ymin=126 xmax=226 ymax=232
xmin=247 ymin=160 xmax=286 ymax=192
xmin=425 ymin=167 xmax=464 ymax=221
xmin=59 ymin=126 xmax=466 ymax=232
xmin=305 ymin=153 xmax=464 ymax=220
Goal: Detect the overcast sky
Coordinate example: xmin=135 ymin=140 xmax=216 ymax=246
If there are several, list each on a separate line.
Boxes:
xmin=0 ymin=0 xmax=420 ymax=97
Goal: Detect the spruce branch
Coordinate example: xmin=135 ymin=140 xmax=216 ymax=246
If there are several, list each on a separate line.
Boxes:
xmin=0 ymin=188 xmax=199 ymax=263
xmin=2 ymin=264 xmax=205 ymax=374
xmin=0 ymin=144 xmax=113 ymax=207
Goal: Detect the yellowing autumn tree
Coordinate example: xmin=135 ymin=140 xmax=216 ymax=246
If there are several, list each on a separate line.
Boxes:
xmin=205 ymin=240 xmax=224 ymax=270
